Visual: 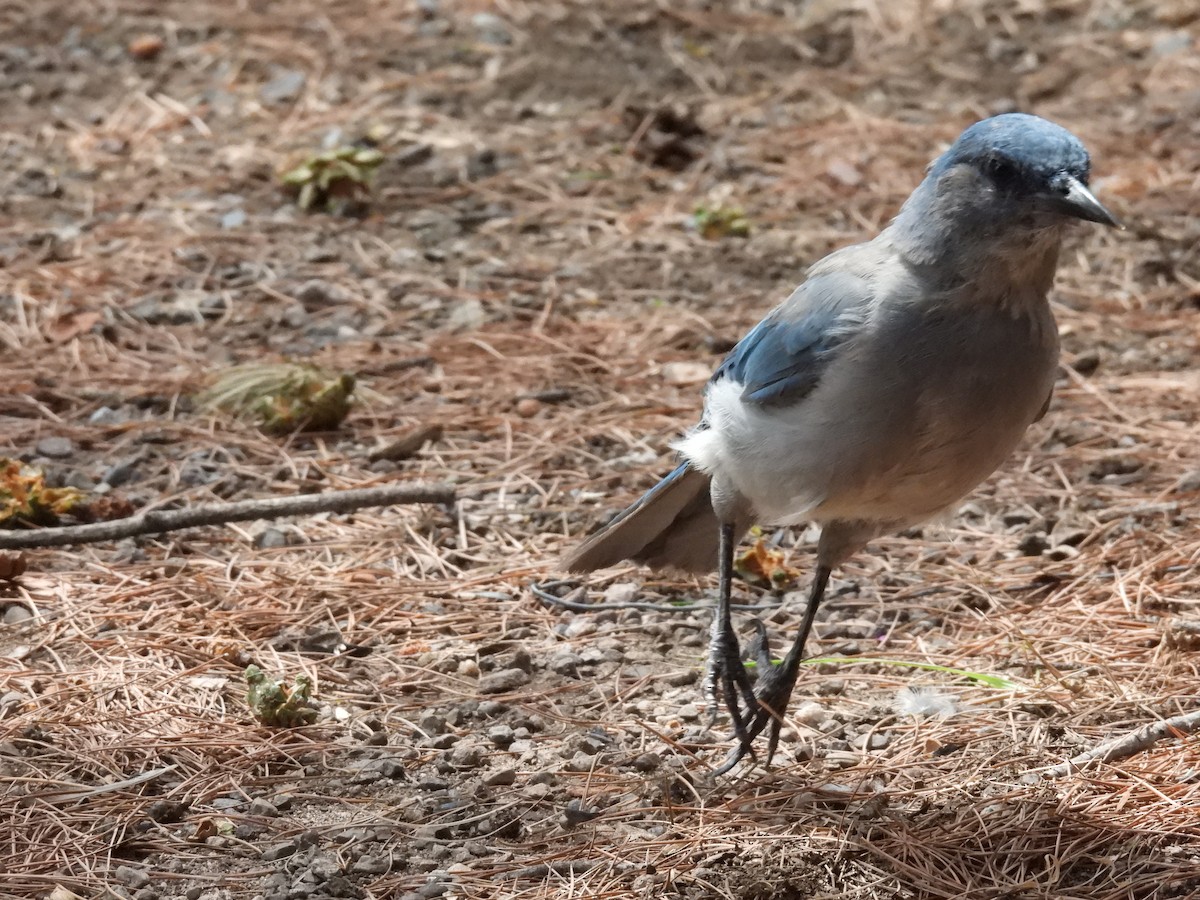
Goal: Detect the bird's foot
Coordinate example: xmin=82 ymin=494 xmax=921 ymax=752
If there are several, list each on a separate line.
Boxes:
xmin=704 ymin=612 xmax=758 ymax=744
xmin=711 ymin=620 xmax=803 ymax=776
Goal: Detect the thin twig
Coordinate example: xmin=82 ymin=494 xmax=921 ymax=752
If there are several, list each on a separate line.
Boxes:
xmin=0 ymin=483 xmax=457 ymax=549
xmin=1037 ymin=708 xmax=1200 ymax=779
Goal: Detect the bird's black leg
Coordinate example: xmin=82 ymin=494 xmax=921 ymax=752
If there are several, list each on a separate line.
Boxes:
xmin=704 ymin=522 xmax=757 ymax=740
xmin=713 ymin=564 xmax=830 ymax=775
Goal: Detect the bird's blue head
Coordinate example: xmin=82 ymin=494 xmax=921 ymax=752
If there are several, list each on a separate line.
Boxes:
xmin=927 ymin=113 xmax=1119 ymax=228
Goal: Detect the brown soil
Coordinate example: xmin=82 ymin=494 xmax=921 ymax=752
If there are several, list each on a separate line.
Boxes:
xmin=2 ymin=1 xmax=1199 ymax=899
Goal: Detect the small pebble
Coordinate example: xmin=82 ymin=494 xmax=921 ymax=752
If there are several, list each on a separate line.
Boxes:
xmin=261 ymin=840 xmax=299 ymax=861
xmin=248 ymin=797 xmax=279 ymax=817
xmin=261 ymin=68 xmax=306 ymax=104
xmin=488 ymin=725 xmax=515 ymax=748
xmin=352 ymin=854 xmax=391 ymax=876
xmin=478 ymin=668 xmax=529 ymax=694
xmin=484 ymin=767 xmax=517 ymax=786
xmin=35 ymin=436 xmax=74 ymax=458
xmin=791 ymin=701 xmax=825 ymax=727
xmin=3 ymin=605 xmax=33 ymax=625
xmin=115 ymin=865 xmax=151 ymax=889
xmin=127 ymin=34 xmax=164 ymax=60
xmin=632 ymin=752 xmax=661 ymax=772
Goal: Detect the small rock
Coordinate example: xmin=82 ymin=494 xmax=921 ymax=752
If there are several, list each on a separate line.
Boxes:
xmin=471 ymin=11 xmax=512 ymax=44
xmin=824 ymin=750 xmax=861 ymax=769
xmin=134 ymin=890 xmax=158 ymax=900
xmin=395 ymin=143 xmax=435 ymax=167
xmin=352 ymin=854 xmax=391 ymax=876
xmin=102 ymin=456 xmax=142 ymax=488
xmin=549 ymin=653 xmax=581 ymax=676
xmin=115 ymin=865 xmax=151 ymax=889
xmin=665 ymin=669 xmax=697 ymax=687
xmin=852 ymin=731 xmax=890 ymax=751
xmin=446 ymin=298 xmax=486 ymax=332
xmin=220 ymin=209 xmax=246 ymax=230
xmin=515 ymin=398 xmax=540 ymax=418
xmin=254 ymin=528 xmax=289 ymax=550
xmin=487 ymin=725 xmax=515 ymax=748
xmin=261 ymin=840 xmax=299 ymax=861
xmin=601 ymin=582 xmax=638 ymax=604
xmin=632 ymin=752 xmax=661 ymax=772
xmin=354 ymin=757 xmax=407 ymax=782
xmin=295 ymin=279 xmax=346 ymax=308
xmin=419 ymin=714 xmax=447 ymax=735
xmin=1017 ymin=532 xmax=1049 ymax=556
xmin=660 ymin=361 xmax=710 ymax=385
xmin=248 ymin=797 xmax=279 ymax=817
xmin=419 ymin=878 xmax=452 ymax=898
xmin=677 ymin=704 xmax=701 ymax=722
xmin=450 ymin=744 xmax=482 ymax=767
xmin=1052 ymin=527 xmax=1089 ymax=547
xmin=128 ymin=34 xmax=164 ymax=60
xmin=484 ymin=767 xmax=517 ymax=786
xmin=478 ymin=668 xmax=529 ymax=694
xmin=1072 ymin=348 xmax=1101 ymax=375
xmin=563 ymin=618 xmax=596 ymax=639
xmin=791 ymin=701 xmax=825 ymax=727
xmin=35 ymin=436 xmax=73 ymax=458
xmin=146 ymin=799 xmax=188 ymax=823
xmin=1046 ymin=544 xmax=1079 ymax=561
xmin=562 ymin=799 xmax=600 ymax=826
xmin=261 ymin=68 xmax=306 ymax=105
xmin=3 ymin=605 xmax=33 ymax=625
xmin=272 ymin=793 xmax=295 ymax=810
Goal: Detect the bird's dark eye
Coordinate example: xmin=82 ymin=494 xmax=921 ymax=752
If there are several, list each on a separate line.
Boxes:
xmin=983 ymin=157 xmax=1023 ymax=192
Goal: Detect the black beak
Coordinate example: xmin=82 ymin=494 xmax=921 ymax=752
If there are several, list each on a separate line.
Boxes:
xmin=1050 ymin=175 xmax=1121 ymax=228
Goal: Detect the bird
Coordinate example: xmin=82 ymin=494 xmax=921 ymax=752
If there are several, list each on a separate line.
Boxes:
xmin=564 ymin=113 xmax=1119 ymax=774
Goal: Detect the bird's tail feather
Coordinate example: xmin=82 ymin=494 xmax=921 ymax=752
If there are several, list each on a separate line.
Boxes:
xmin=564 ymin=463 xmax=741 ymax=574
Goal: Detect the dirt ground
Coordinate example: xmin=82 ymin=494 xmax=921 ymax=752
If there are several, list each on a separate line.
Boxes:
xmin=2 ymin=0 xmax=1199 ymax=898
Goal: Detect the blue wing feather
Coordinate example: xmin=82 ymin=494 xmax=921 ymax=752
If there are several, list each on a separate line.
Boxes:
xmin=711 ymin=271 xmax=873 ymax=407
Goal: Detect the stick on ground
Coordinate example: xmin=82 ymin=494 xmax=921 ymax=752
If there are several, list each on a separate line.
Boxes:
xmin=0 ymin=482 xmax=456 ymax=549
xmin=1038 ymin=707 xmax=1200 ymax=779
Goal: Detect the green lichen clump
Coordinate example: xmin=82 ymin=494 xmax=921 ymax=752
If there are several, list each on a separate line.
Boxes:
xmin=280 ymin=145 xmax=385 ymax=213
xmin=200 ymin=363 xmax=357 ymax=435
xmin=244 ymin=665 xmax=319 ymax=727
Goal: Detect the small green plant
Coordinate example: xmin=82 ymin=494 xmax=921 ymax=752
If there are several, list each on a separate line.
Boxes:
xmin=200 ymin=363 xmax=357 ymax=435
xmin=692 ymin=204 xmax=750 ymax=239
xmin=280 ymin=145 xmax=385 ymax=212
xmin=245 ymin=665 xmax=319 ymax=727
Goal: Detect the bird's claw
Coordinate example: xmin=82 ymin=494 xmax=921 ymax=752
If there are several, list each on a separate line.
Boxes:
xmin=708 ymin=618 xmax=803 ymax=775
xmin=704 ymin=614 xmax=757 ymax=738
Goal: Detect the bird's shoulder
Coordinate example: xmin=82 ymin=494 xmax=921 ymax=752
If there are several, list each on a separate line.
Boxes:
xmin=710 ymin=240 xmax=890 ymax=407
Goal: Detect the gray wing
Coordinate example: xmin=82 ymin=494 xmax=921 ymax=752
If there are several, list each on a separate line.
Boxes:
xmin=710 ymin=270 xmax=874 ymax=407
